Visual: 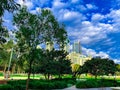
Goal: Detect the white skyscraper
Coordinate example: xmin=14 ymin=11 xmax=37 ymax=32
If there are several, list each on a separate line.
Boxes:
xmin=46 ymin=42 xmax=54 ymax=51
xmin=73 ymin=41 xmax=81 ymax=54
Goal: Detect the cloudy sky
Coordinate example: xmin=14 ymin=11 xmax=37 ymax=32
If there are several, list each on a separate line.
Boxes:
xmin=3 ymin=0 xmax=120 ymax=63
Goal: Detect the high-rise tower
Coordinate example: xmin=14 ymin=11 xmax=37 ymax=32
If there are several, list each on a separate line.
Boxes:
xmin=64 ymin=43 xmax=70 ymax=52
xmin=46 ymin=42 xmax=54 ymax=51
xmin=73 ymin=41 xmax=81 ymax=54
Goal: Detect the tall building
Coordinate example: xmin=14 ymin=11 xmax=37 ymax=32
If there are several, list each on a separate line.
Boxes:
xmin=46 ymin=42 xmax=54 ymax=51
xmin=67 ymin=52 xmax=91 ymax=66
xmin=67 ymin=41 xmax=91 ymax=66
xmin=73 ymin=41 xmax=81 ymax=54
xmin=64 ymin=43 xmax=70 ymax=52
xmin=45 ymin=41 xmax=91 ymax=66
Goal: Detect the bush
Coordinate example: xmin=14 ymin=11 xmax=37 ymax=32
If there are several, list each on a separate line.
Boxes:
xmin=7 ymin=80 xmax=26 ymax=90
xmin=7 ymin=80 xmax=26 ymax=85
xmin=99 ymin=79 xmax=119 ymax=87
xmin=51 ymin=78 xmax=76 ymax=85
xmin=7 ymin=78 xmax=76 ymax=89
xmin=0 ymin=84 xmax=13 ymax=90
xmin=29 ymin=80 xmax=67 ymax=89
xmin=76 ymin=80 xmax=98 ymax=88
xmin=52 ymin=81 xmax=67 ymax=89
xmin=76 ymin=79 xmax=120 ymax=89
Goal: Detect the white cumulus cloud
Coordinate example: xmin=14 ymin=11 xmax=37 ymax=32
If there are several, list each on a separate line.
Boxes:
xmin=82 ymin=47 xmax=109 ymax=58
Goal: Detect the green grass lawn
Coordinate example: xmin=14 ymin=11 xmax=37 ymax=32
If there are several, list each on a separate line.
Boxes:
xmin=0 ymin=73 xmax=45 ymax=80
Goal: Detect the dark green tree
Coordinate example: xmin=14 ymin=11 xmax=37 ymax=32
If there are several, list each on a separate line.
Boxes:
xmin=54 ymin=50 xmax=72 ymax=79
xmin=13 ymin=7 xmax=68 ymax=90
xmin=81 ymin=57 xmax=117 ymax=79
xmin=35 ymin=49 xmax=71 ymax=80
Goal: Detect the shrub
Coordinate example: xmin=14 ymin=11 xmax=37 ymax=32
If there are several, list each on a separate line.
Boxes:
xmin=99 ymin=79 xmax=119 ymax=87
xmin=51 ymin=78 xmax=76 ymax=85
xmin=29 ymin=80 xmax=67 ymax=89
xmin=52 ymin=81 xmax=67 ymax=89
xmin=76 ymin=79 xmax=120 ymax=89
xmin=7 ymin=80 xmax=26 ymax=90
xmin=0 ymin=84 xmax=13 ymax=90
xmin=76 ymin=80 xmax=98 ymax=88
xmin=7 ymin=78 xmax=75 ymax=89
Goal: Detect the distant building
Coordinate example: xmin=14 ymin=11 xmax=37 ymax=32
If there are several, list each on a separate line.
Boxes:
xmin=67 ymin=52 xmax=91 ymax=66
xmin=66 ymin=41 xmax=91 ymax=66
xmin=64 ymin=43 xmax=70 ymax=52
xmin=73 ymin=41 xmax=81 ymax=54
xmin=45 ymin=41 xmax=92 ymax=66
xmin=46 ymin=42 xmax=54 ymax=51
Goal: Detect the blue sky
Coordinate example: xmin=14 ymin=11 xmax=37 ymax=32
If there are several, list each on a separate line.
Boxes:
xmin=3 ymin=0 xmax=120 ymax=63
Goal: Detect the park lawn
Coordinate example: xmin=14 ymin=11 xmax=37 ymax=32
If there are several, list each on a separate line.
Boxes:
xmin=0 ymin=74 xmax=45 ymax=80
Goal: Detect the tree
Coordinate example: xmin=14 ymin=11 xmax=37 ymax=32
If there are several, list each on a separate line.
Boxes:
xmin=0 ymin=0 xmax=19 ymax=16
xmin=13 ymin=7 xmax=68 ymax=90
xmin=53 ymin=50 xmax=72 ymax=79
xmin=81 ymin=57 xmax=117 ymax=79
xmin=71 ymin=64 xmax=80 ymax=78
xmin=35 ymin=49 xmax=72 ymax=80
xmin=0 ymin=0 xmax=19 ymax=44
xmin=0 ymin=1 xmax=19 ymax=73
xmin=116 ymin=64 xmax=120 ymax=75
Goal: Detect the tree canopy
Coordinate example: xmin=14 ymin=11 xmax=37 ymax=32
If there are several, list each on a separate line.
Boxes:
xmin=0 ymin=0 xmax=19 ymax=45
xmin=81 ymin=57 xmax=117 ymax=78
xmin=36 ymin=49 xmax=71 ymax=79
xmin=13 ymin=7 xmax=68 ymax=90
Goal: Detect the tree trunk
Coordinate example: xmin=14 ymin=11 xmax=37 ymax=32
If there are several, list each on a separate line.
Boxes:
xmin=58 ymin=74 xmax=61 ymax=79
xmin=33 ymin=73 xmax=35 ymax=79
xmin=95 ymin=75 xmax=97 ymax=79
xmin=4 ymin=64 xmax=7 ymax=73
xmin=44 ymin=74 xmax=47 ymax=80
xmin=26 ymin=61 xmax=32 ymax=90
xmin=12 ymin=64 xmax=16 ymax=74
xmin=47 ymin=73 xmax=50 ymax=80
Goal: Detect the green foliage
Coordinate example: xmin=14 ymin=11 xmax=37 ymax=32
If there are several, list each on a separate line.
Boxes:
xmin=0 ymin=0 xmax=19 ymax=16
xmin=71 ymin=64 xmax=81 ymax=78
xmin=29 ymin=80 xmax=67 ymax=89
xmin=0 ymin=27 xmax=8 ymax=45
xmin=0 ymin=84 xmax=13 ymax=90
xmin=35 ymin=49 xmax=72 ymax=79
xmin=51 ymin=78 xmax=76 ymax=85
xmin=0 ymin=0 xmax=19 ymax=45
xmin=7 ymin=79 xmax=75 ymax=89
xmin=13 ymin=6 xmax=68 ymax=89
xmin=76 ymin=79 xmax=120 ymax=88
xmin=76 ymin=80 xmax=98 ymax=88
xmin=80 ymin=57 xmax=117 ymax=78
xmin=7 ymin=80 xmax=26 ymax=90
xmin=0 ymin=72 xmax=3 ymax=76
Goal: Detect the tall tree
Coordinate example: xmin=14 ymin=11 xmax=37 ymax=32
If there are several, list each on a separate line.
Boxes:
xmin=13 ymin=7 xmax=68 ymax=90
